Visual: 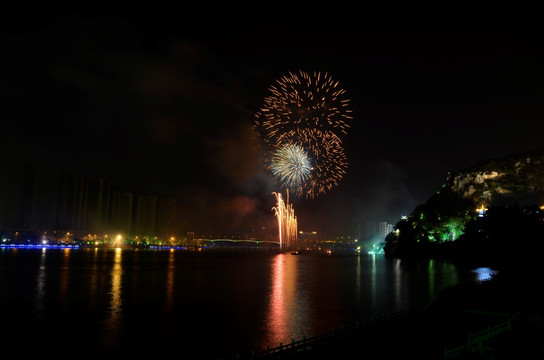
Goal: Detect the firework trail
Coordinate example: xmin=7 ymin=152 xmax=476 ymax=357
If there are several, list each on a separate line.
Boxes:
xmin=254 ymin=70 xmax=352 ymax=198
xmin=272 ymin=191 xmax=297 ymax=248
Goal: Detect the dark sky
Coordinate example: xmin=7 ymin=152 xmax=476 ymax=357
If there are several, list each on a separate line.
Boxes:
xmin=2 ymin=11 xmax=543 ymax=236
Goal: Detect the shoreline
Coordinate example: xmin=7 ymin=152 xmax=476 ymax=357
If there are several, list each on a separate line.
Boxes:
xmin=230 ymin=263 xmax=544 ymax=359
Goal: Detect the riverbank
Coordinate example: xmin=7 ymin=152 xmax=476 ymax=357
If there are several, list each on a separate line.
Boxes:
xmin=230 ymin=267 xmax=544 ymax=359
xmin=424 ymin=268 xmax=544 ymax=359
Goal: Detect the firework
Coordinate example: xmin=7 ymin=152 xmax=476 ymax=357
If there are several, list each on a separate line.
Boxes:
xmin=267 ymin=129 xmax=347 ymax=198
xmin=299 ymin=128 xmax=347 ymax=198
xmin=254 ymin=70 xmax=352 ymax=147
xmin=272 ymin=191 xmax=297 ymax=249
xmin=254 ymin=70 xmax=352 ymax=198
xmin=270 ymin=143 xmax=312 ymax=190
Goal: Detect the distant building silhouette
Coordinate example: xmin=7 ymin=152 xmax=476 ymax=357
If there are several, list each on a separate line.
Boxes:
xmin=30 ymin=168 xmax=60 ymax=231
xmin=55 ymin=172 xmax=88 ymax=234
xmin=0 ymin=161 xmax=34 ymax=230
xmin=362 ymin=220 xmax=395 ymax=241
xmin=110 ymin=190 xmax=133 ymax=236
xmin=156 ymin=196 xmax=177 ymax=241
xmin=0 ymin=160 xmax=185 ymax=242
xmin=86 ymin=178 xmax=111 ymax=235
xmin=134 ymin=194 xmax=157 ymax=240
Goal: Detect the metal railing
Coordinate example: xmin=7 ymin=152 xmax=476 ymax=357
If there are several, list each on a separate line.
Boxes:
xmin=229 ymin=307 xmax=420 ymax=359
xmin=444 ymin=316 xmax=513 ymax=359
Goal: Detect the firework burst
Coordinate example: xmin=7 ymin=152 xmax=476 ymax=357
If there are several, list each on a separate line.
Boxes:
xmin=254 ymin=70 xmax=352 ymax=198
xmin=270 ymin=143 xmax=312 ymax=190
xmin=254 ymin=70 xmax=352 ymax=147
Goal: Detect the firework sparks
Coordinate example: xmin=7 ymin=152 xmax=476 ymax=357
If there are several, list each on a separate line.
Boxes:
xmin=254 ymin=70 xmax=352 ymax=147
xmin=272 ymin=191 xmax=297 ymax=249
xmin=270 ymin=143 xmax=312 ymax=190
xmin=254 ymin=70 xmax=352 ymax=198
xmin=266 ymin=129 xmax=347 ymax=198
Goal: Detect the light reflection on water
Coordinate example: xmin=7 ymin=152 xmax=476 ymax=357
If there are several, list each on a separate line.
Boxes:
xmin=58 ymin=248 xmax=71 ymax=310
xmin=393 ymin=257 xmax=402 ymax=308
xmin=110 ymin=248 xmax=123 ymax=317
xmin=110 ymin=249 xmax=123 ymax=315
xmin=267 ymin=254 xmax=311 ymax=347
xmin=472 ymin=267 xmax=498 ymax=281
xmin=268 ymin=254 xmax=291 ymax=345
xmin=165 ymin=249 xmax=176 ymax=315
xmin=0 ymin=248 xmax=487 ymax=359
xmin=98 ymin=248 xmax=124 ymax=350
xmin=35 ymin=248 xmax=47 ymax=320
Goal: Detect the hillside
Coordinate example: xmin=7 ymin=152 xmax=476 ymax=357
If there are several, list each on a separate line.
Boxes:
xmin=384 ymin=147 xmax=544 ymax=264
xmin=447 ymin=147 xmax=544 ymax=207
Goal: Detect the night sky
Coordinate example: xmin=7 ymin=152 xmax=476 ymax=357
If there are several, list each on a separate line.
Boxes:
xmin=2 ymin=11 xmax=543 ymax=236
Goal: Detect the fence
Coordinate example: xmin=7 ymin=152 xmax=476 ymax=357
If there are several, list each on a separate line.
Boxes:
xmin=444 ymin=316 xmax=513 ymax=359
xmin=229 ymin=307 xmax=421 ymax=359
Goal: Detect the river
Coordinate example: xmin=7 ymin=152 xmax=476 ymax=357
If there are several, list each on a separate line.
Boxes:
xmin=0 ymin=246 xmax=494 ymax=359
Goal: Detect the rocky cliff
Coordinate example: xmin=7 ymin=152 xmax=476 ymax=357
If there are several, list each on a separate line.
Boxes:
xmin=445 ymin=147 xmax=544 ymax=207
xmin=384 ymin=147 xmax=544 ymax=259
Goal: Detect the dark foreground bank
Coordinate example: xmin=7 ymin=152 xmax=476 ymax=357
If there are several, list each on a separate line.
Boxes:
xmin=226 ymin=268 xmax=544 ymax=359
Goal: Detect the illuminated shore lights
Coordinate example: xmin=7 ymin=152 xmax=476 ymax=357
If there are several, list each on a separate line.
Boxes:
xmin=0 ymin=243 xmax=80 ymax=249
xmin=272 ymin=191 xmax=297 ymax=249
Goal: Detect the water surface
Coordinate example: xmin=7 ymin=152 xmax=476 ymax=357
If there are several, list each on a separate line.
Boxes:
xmin=0 ymin=247 xmax=487 ymax=358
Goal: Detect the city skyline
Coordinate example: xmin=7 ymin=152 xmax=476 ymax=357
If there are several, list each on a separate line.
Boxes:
xmin=2 ymin=18 xmax=542 ymax=237
xmin=0 ymin=160 xmax=185 ymax=241
xmin=1 ymin=159 xmax=401 ymax=243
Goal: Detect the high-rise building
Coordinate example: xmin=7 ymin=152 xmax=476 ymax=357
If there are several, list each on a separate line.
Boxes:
xmin=362 ymin=220 xmax=379 ymax=240
xmin=134 ymin=193 xmax=157 ymax=239
xmin=0 ymin=159 xmax=187 ymax=241
xmin=379 ymin=221 xmax=395 ymax=238
xmin=55 ymin=172 xmax=88 ymax=235
xmin=86 ymin=178 xmax=111 ymax=235
xmin=156 ymin=196 xmax=177 ymax=241
xmin=362 ymin=220 xmax=395 ymax=240
xmin=30 ymin=168 xmax=60 ymax=231
xmin=0 ymin=161 xmax=35 ymax=231
xmin=110 ymin=190 xmax=133 ymax=236
xmin=378 ymin=221 xmax=388 ymax=238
